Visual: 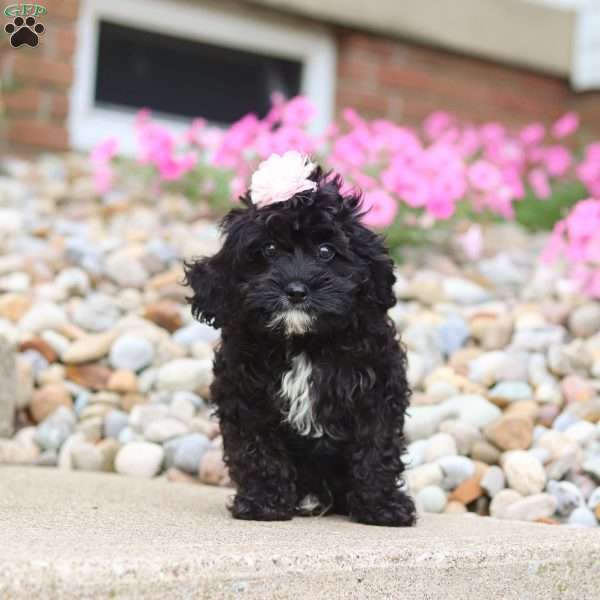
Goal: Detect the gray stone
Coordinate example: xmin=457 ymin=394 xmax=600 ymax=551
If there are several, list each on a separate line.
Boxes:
xmin=104 ymin=250 xmax=149 ymax=289
xmin=439 ymin=420 xmax=481 ymax=455
xmin=567 ymin=506 xmax=598 ymax=528
xmin=129 ymin=404 xmax=169 ymax=432
xmin=103 ymin=409 xmax=130 ymax=440
xmin=54 ymin=268 xmax=90 ymax=298
xmin=582 ymin=457 xmax=600 ymax=481
xmin=489 ymin=489 xmax=523 ymax=518
xmin=437 ymin=315 xmax=470 ymax=356
xmin=437 ymin=455 xmax=475 ymax=491
xmin=72 ymin=294 xmax=120 ymax=332
xmin=587 ymin=488 xmax=600 ymax=512
xmin=171 ymin=391 xmax=206 ymax=411
xmin=445 ymin=394 xmax=502 ymax=429
xmin=498 ymin=493 xmax=557 ymax=522
xmin=34 ymin=406 xmax=76 ymax=452
xmin=109 ymin=334 xmax=155 ymax=372
xmin=547 ymin=480 xmax=584 ymax=517
xmin=442 ymin=277 xmax=491 ymax=304
xmin=72 ymin=442 xmax=105 ymax=471
xmin=174 ymin=433 xmax=212 ymax=474
xmin=19 ymin=302 xmax=67 ymax=333
xmin=422 ymin=432 xmax=457 ymax=462
xmin=114 ymin=442 xmax=164 ymax=478
xmin=488 ymin=381 xmax=533 ymax=403
xmin=568 ymin=303 xmax=600 ymax=338
xmin=155 ymin=358 xmax=213 ymax=393
xmin=503 ymin=451 xmax=546 ymax=496
xmin=172 ymin=321 xmax=220 ymax=347
xmin=481 ymin=466 xmax=506 ymax=498
xmin=416 ymin=485 xmax=447 ymax=513
xmin=0 ymin=335 xmax=17 ymax=437
xmin=404 ymin=403 xmax=458 ymax=442
xmin=405 ymin=463 xmax=443 ymax=493
xmin=144 ymin=417 xmax=189 ymax=443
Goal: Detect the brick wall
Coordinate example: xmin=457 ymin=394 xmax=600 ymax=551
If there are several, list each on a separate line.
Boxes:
xmin=2 ymin=5 xmax=599 ymax=155
xmin=1 ymin=0 xmax=79 ymax=154
xmin=336 ymin=30 xmax=600 ymax=139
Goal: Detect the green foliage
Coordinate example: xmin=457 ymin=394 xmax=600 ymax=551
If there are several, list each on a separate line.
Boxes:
xmin=515 ymin=181 xmax=588 ymax=231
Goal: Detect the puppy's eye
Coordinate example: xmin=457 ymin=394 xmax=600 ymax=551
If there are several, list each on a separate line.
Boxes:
xmin=317 ymin=244 xmax=335 ymax=261
xmin=263 ymin=242 xmax=277 ymax=258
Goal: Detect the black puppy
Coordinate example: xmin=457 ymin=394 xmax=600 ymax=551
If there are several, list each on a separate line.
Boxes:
xmin=185 ymin=156 xmax=415 ymax=526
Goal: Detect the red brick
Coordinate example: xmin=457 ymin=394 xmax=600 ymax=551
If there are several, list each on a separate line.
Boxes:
xmin=50 ymin=92 xmax=70 ymax=118
xmin=13 ymin=54 xmax=73 ymax=88
xmin=44 ymin=0 xmax=79 ymax=21
xmin=55 ymin=27 xmax=77 ymax=57
xmin=337 ymin=90 xmax=390 ymax=116
xmin=338 ymin=58 xmax=376 ymax=81
xmin=3 ymin=87 xmax=43 ymax=113
xmin=338 ymin=30 xmax=395 ymax=59
xmin=7 ymin=118 xmax=69 ymax=151
xmin=379 ymin=64 xmax=436 ymax=90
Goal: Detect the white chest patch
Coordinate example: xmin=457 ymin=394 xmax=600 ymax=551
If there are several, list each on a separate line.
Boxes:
xmin=280 ymin=352 xmax=322 ymax=438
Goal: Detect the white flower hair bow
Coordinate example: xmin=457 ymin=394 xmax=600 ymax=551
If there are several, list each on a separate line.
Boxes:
xmin=250 ymin=151 xmax=317 ymax=208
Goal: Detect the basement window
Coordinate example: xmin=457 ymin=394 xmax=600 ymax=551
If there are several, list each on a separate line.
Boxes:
xmin=95 ymin=21 xmax=303 ymax=125
xmin=69 ymin=0 xmax=336 ymax=152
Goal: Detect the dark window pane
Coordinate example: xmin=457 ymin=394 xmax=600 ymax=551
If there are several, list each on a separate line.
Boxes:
xmin=95 ymin=21 xmax=302 ymax=123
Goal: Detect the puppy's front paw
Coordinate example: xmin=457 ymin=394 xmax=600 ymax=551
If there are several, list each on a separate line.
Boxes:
xmin=349 ymin=490 xmax=416 ymax=527
xmin=231 ymin=493 xmax=294 ymax=521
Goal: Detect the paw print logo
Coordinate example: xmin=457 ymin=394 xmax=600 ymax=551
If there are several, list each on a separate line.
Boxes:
xmin=4 ymin=15 xmax=45 ymax=48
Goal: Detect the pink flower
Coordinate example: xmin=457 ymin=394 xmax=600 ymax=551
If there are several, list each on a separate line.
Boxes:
xmin=426 ymin=195 xmax=455 ymax=220
xmin=158 ymin=153 xmax=197 ymax=181
xmin=480 ymin=123 xmax=506 ymax=144
xmin=468 ymin=160 xmax=502 ymax=191
xmin=541 ymin=221 xmax=566 ymax=264
xmin=281 ymin=96 xmax=317 ymax=126
xmin=341 ymin=108 xmax=365 ymax=129
xmin=543 ymin=145 xmax=572 ymax=177
xmin=519 ymin=123 xmax=545 ymax=145
xmin=212 ymin=114 xmax=260 ymax=167
xmin=577 ymin=143 xmax=600 ymax=198
xmin=423 ymin=111 xmax=453 ymax=140
xmin=528 ymin=169 xmax=551 ymax=199
xmin=586 ymin=269 xmax=600 ymax=298
xmin=250 ymin=151 xmax=316 ymax=207
xmin=91 ymin=137 xmax=119 ymax=164
xmin=565 ymin=199 xmax=600 ymax=241
xmin=361 ymin=189 xmax=398 ymax=228
xmin=552 ymin=112 xmax=579 ymax=139
xmin=93 ymin=164 xmax=114 ymax=195
xmin=185 ymin=118 xmax=206 ymax=145
xmin=458 ymin=224 xmax=484 ymax=260
xmin=333 ymin=135 xmax=366 ymax=168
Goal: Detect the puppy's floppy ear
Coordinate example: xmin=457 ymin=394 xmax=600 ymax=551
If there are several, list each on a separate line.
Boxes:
xmin=183 ymin=208 xmax=248 ymax=328
xmin=183 ymin=253 xmax=231 ymax=328
xmin=355 ymin=226 xmax=396 ymax=311
xmin=339 ymin=192 xmax=396 ymax=312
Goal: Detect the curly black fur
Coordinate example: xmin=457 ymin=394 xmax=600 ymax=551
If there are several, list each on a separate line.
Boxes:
xmin=184 ymin=169 xmax=416 ymax=526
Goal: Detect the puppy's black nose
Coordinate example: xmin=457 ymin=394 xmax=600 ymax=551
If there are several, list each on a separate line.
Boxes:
xmin=285 ymin=281 xmax=308 ymax=304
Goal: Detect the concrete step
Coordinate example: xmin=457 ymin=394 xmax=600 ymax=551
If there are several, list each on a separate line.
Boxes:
xmin=1 ymin=466 xmax=599 ymax=599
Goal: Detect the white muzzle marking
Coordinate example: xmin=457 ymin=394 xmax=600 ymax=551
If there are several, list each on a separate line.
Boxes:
xmin=269 ymin=309 xmax=314 ymax=337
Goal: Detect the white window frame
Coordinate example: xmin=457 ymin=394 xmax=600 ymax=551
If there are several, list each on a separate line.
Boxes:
xmin=69 ymin=0 xmax=337 ymax=153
